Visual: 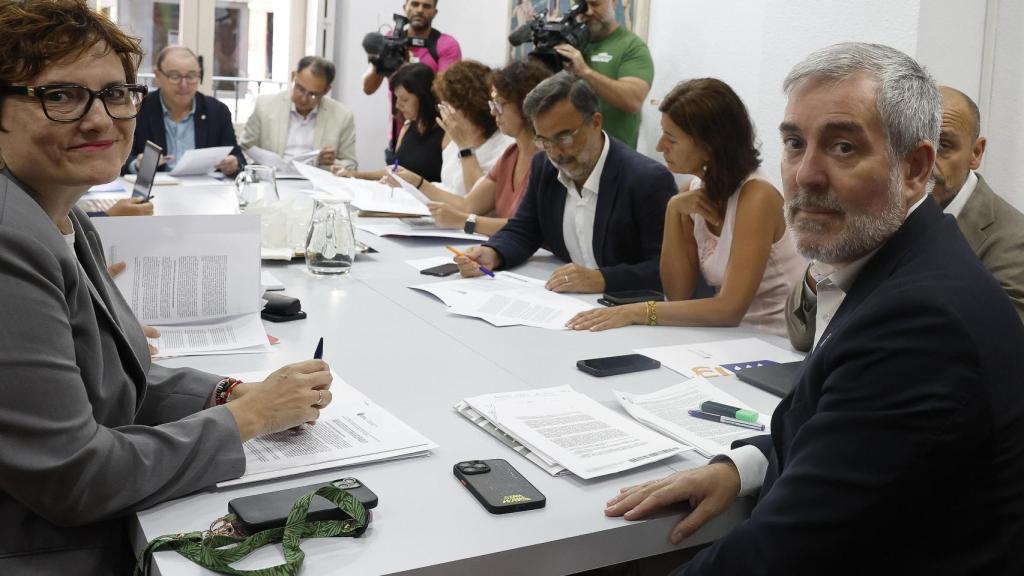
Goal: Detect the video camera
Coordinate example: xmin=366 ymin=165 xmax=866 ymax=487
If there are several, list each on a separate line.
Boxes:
xmin=508 ymin=3 xmax=590 ymax=72
xmin=362 ymin=13 xmax=412 ymax=77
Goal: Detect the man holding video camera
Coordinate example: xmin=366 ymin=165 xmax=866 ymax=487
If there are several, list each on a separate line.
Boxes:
xmin=555 ymin=0 xmax=653 ymax=149
xmin=362 ymin=0 xmax=462 ymax=94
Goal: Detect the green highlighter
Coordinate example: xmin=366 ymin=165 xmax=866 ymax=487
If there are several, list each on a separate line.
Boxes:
xmin=699 ymin=400 xmax=759 ymax=423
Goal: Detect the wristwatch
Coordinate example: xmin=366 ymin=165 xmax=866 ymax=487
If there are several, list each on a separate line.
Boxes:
xmin=464 ymin=213 xmax=478 ymax=234
xmin=458 ymin=147 xmax=475 ymax=158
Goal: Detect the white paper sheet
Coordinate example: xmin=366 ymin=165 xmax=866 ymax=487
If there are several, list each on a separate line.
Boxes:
xmin=247 ymin=146 xmax=317 ymax=176
xmin=410 ymin=272 xmax=546 ymax=306
xmin=466 ymin=385 xmax=685 ymax=479
xmin=447 ymin=288 xmax=594 ymax=330
xmin=385 ymin=166 xmax=430 ymax=204
xmin=614 ymin=379 xmax=770 ymax=458
xmin=405 ymin=256 xmax=455 ymax=271
xmin=149 ymin=313 xmax=270 ymax=358
xmin=636 ymin=338 xmax=804 ymax=380
xmin=169 ymin=146 xmax=234 ymax=176
xmin=357 ymin=219 xmax=484 ymax=241
xmin=124 ymin=173 xmax=181 ymax=186
xmin=295 ymin=162 xmax=431 ymax=216
xmin=94 ymin=215 xmax=262 ymax=325
xmin=261 ymin=270 xmax=285 ymax=290
xmin=218 ymin=371 xmax=438 ymax=487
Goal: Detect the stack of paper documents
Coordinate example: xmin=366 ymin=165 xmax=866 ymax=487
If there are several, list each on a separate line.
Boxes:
xmin=357 ymin=217 xmax=484 ymax=241
xmin=293 ymin=162 xmax=430 ymax=216
xmin=221 ymin=371 xmax=438 ymax=487
xmin=456 ymin=385 xmax=686 ymax=479
xmin=614 ymin=378 xmax=770 ymax=458
xmin=246 ymin=146 xmax=318 ymax=178
xmin=410 ymin=272 xmax=595 ymax=330
xmin=93 ymin=214 xmax=270 ymax=358
xmin=636 ymin=338 xmax=803 ymax=379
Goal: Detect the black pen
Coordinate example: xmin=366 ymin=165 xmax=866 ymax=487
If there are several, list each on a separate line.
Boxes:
xmin=687 ymin=409 xmax=765 ymax=431
xmin=313 ymin=337 xmax=324 ymax=360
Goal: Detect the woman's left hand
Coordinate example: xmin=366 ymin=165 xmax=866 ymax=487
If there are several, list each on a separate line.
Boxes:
xmin=436 ymin=102 xmax=474 ymax=148
xmin=566 ymin=303 xmax=645 ymax=331
xmin=427 ymin=201 xmax=468 ymax=229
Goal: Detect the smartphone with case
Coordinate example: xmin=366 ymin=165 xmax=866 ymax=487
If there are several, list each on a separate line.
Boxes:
xmin=420 ymin=262 xmax=460 ymax=277
xmin=228 ymin=477 xmax=378 ymax=533
xmin=576 ymin=353 xmax=661 ymax=377
xmin=597 ymin=289 xmax=666 ymax=307
xmin=132 ymin=140 xmax=162 ymax=200
xmin=454 ymin=459 xmax=546 ymax=514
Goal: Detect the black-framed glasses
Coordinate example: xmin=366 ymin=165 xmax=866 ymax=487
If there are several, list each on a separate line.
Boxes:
xmin=1 ymin=83 xmax=148 ymax=122
xmin=534 ymin=117 xmax=591 ymax=151
xmin=158 ymin=69 xmax=201 ymax=84
xmin=488 ymin=98 xmax=506 ymax=116
xmin=292 ymin=81 xmax=324 ymax=102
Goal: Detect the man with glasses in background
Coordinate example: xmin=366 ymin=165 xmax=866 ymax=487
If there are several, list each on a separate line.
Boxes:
xmin=122 ymin=46 xmax=244 ymax=177
xmin=453 ymin=72 xmax=675 ymax=294
xmin=240 ymin=56 xmax=357 ymax=172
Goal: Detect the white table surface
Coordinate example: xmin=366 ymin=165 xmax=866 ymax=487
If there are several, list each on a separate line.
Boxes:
xmin=129 ymin=180 xmax=790 ymax=576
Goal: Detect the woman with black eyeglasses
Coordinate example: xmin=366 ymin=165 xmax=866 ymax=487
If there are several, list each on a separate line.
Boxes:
xmin=0 ymin=2 xmax=334 ymax=573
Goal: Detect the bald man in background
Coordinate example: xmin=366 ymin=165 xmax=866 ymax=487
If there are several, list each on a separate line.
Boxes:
xmin=786 ymin=85 xmax=1024 ymax=352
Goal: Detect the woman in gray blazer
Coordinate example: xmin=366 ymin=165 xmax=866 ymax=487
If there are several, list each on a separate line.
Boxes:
xmin=0 ymin=3 xmax=333 ymax=574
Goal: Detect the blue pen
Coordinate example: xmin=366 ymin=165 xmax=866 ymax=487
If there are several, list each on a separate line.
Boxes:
xmin=313 ymin=337 xmax=324 ymax=360
xmin=687 ymin=409 xmax=764 ymax=431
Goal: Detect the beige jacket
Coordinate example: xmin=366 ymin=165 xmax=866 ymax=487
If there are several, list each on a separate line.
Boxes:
xmin=239 ymin=90 xmax=358 ymax=170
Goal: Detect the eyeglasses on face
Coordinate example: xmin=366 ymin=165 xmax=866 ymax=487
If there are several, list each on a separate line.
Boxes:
xmin=1 ymin=83 xmax=148 ymax=122
xmin=159 ymin=69 xmax=201 ymax=84
xmin=534 ymin=117 xmax=591 ymax=151
xmin=292 ymin=81 xmax=324 ymax=101
xmin=488 ymin=99 xmax=506 ymax=116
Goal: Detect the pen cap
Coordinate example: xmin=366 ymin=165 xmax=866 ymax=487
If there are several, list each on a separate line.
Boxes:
xmin=699 ymin=400 xmax=759 ymax=423
xmin=733 ymin=408 xmax=759 ymax=423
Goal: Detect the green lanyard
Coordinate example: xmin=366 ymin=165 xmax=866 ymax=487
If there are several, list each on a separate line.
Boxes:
xmin=135 ymin=485 xmax=368 ymax=576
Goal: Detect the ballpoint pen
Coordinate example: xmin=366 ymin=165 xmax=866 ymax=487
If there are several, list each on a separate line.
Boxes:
xmin=313 ymin=337 xmax=324 ymax=360
xmin=687 ymin=409 xmax=765 ymax=431
xmin=446 ymin=245 xmax=495 ymax=277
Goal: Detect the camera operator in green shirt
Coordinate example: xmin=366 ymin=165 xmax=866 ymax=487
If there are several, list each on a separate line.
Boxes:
xmin=555 ymin=0 xmax=654 ymax=149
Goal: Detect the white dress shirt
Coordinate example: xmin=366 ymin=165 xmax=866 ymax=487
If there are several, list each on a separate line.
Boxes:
xmin=942 ymin=170 xmax=978 ymax=219
xmin=557 ymin=132 xmax=610 ymax=269
xmin=283 ymin=104 xmax=318 ymax=160
xmin=718 ymin=192 xmax=930 ymax=496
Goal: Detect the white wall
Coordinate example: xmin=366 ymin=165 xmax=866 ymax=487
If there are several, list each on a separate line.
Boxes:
xmin=333 ymin=0 xmax=509 ymax=171
xmin=982 ymin=0 xmax=1024 ymax=211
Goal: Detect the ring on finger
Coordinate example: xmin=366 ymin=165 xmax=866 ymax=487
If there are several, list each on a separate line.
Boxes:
xmin=315 ymin=389 xmax=324 ymax=408
xmin=564 ymin=274 xmax=570 ymax=284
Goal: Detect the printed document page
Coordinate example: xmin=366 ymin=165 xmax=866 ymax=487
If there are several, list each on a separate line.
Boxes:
xmin=410 ymin=271 xmax=546 ymax=306
xmin=454 ymin=400 xmax=568 ymax=476
xmin=447 ymin=287 xmax=594 ymax=330
xmin=613 ymin=378 xmax=771 ymax=458
xmin=636 ymin=338 xmax=803 ymax=379
xmin=385 ymin=166 xmax=430 ymax=204
xmin=169 ymin=146 xmax=234 ymax=176
xmin=467 ymin=385 xmax=686 ymax=479
xmin=95 ymin=215 xmax=261 ymax=325
xmin=148 ymin=313 xmax=270 ymax=358
xmin=247 ymin=146 xmax=317 ymax=177
xmin=294 ymin=162 xmax=430 ymax=216
xmin=219 ymin=371 xmax=438 ymax=487
xmin=357 ymin=219 xmax=483 ymax=241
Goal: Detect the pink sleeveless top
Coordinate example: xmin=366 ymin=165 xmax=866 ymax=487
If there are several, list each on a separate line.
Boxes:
xmin=690 ymin=172 xmax=806 ymax=336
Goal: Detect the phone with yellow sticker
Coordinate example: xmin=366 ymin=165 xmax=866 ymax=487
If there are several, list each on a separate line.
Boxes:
xmin=454 ymin=459 xmax=546 ymax=514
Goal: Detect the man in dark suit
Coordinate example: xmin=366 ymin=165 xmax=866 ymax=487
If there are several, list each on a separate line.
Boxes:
xmin=604 ymin=43 xmax=1024 ymax=575
xmin=785 ymin=85 xmax=1024 ymax=351
xmin=454 ymin=72 xmax=675 ymax=293
xmin=121 ymin=46 xmax=244 ymax=176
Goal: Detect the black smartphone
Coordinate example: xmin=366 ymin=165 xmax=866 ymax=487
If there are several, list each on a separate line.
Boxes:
xmin=420 ymin=262 xmax=460 ymax=277
xmin=228 ymin=477 xmax=378 ymax=533
xmin=598 ymin=289 xmax=666 ymax=307
xmin=576 ymin=353 xmax=661 ymax=377
xmin=454 ymin=459 xmax=546 ymax=514
xmin=132 ymin=140 xmax=162 ymax=201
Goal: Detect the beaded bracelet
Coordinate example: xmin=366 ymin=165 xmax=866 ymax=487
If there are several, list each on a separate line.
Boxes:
xmin=214 ymin=377 xmax=244 ymax=406
xmin=645 ymin=300 xmax=658 ymax=326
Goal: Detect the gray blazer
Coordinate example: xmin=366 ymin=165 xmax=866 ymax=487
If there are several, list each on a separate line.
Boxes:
xmin=0 ymin=172 xmax=245 ymax=574
xmin=239 ymin=90 xmax=358 ymax=171
xmin=786 ymin=172 xmax=1024 ymax=351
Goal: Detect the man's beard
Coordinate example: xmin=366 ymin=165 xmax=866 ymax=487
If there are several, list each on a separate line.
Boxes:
xmin=784 ymin=166 xmax=906 ymax=264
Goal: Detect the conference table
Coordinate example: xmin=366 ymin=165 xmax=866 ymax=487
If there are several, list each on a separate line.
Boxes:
xmin=128 ymin=177 xmax=791 ymax=575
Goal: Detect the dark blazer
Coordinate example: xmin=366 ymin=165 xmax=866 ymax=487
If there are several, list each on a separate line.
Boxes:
xmin=484 ymin=135 xmax=675 ymax=291
xmin=0 ymin=172 xmax=245 ymax=574
xmin=122 ymin=89 xmax=246 ymax=175
xmin=786 ymin=172 xmax=1024 ymax=351
xmin=682 ymin=196 xmax=1024 ymax=575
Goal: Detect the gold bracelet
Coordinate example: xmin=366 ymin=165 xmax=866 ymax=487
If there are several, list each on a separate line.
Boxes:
xmin=645 ymin=300 xmax=657 ymax=326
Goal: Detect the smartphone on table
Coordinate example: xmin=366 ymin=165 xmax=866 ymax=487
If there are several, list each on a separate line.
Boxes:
xmin=576 ymin=353 xmax=661 ymax=377
xmin=131 ymin=140 xmax=162 ymax=201
xmin=228 ymin=477 xmax=378 ymax=533
xmin=454 ymin=459 xmax=546 ymax=514
xmin=420 ymin=262 xmax=460 ymax=277
xmin=597 ymin=290 xmax=666 ymax=307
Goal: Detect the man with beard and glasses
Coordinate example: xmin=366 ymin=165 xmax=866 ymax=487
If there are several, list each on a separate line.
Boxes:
xmin=785 ymin=84 xmax=1024 ymax=351
xmin=602 ymin=43 xmax=1024 ymax=575
xmin=453 ymin=72 xmax=674 ymax=294
xmin=554 ymin=0 xmax=653 ymax=149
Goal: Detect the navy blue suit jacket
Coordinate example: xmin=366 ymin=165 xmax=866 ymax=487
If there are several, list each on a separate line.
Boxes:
xmin=680 ymin=196 xmax=1024 ymax=575
xmin=122 ymin=90 xmax=245 ymax=175
xmin=483 ymin=136 xmax=675 ymax=291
